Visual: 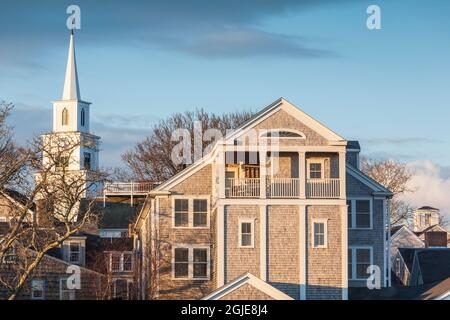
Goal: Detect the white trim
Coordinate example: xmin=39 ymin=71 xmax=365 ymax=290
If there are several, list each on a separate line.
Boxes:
xmin=346 ymin=164 xmax=392 ymax=195
xmin=259 ymin=206 xmax=267 ymax=281
xmin=217 ymin=206 xmax=225 ymax=287
xmin=435 ymin=290 xmax=450 ymax=300
xmin=383 ymin=199 xmax=387 ymax=287
xmin=341 ymin=205 xmax=348 ymax=300
xmin=172 ymin=196 xmax=210 ymax=229
xmin=347 ymin=198 xmax=373 ymax=230
xmin=311 ymin=218 xmax=328 ymax=248
xmin=299 ymin=205 xmax=306 ymax=300
xmin=31 ymin=279 xmax=45 ymax=300
xmin=171 ymin=244 xmax=211 ymax=281
xmin=348 ymin=246 xmax=374 ymax=281
xmin=238 ymin=218 xmax=255 ymax=248
xmin=202 ymin=272 xmax=294 ymax=300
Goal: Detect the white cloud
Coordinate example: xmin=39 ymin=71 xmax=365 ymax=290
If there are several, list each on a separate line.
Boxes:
xmin=401 ymin=160 xmax=450 ymax=221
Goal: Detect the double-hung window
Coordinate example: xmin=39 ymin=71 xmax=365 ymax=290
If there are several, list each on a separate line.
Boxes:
xmin=69 ymin=242 xmax=81 ymax=264
xmin=312 ymin=219 xmax=328 ymax=248
xmin=348 ymin=247 xmax=373 ymax=280
xmin=173 ymin=198 xmax=209 ymax=228
xmin=173 ymin=246 xmax=210 ymax=280
xmin=31 ymin=279 xmax=45 ymax=300
xmin=193 ymin=199 xmax=208 ymax=227
xmin=347 ymin=199 xmax=372 ymax=229
xmin=238 ymin=219 xmax=254 ymax=248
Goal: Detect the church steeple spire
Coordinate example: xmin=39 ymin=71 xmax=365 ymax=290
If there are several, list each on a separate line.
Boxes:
xmin=62 ymin=30 xmax=81 ymax=101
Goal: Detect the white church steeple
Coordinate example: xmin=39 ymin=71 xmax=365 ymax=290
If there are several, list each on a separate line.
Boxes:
xmin=52 ymin=31 xmax=91 ymax=134
xmin=62 ymin=30 xmax=81 ymax=101
xmin=41 ymin=30 xmax=101 ymax=198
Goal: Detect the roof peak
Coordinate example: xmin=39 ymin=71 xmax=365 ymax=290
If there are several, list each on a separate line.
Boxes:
xmin=62 ymin=31 xmax=81 ymax=101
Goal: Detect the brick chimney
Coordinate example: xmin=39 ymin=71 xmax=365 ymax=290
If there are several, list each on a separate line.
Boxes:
xmin=424 ymin=231 xmax=448 ymax=247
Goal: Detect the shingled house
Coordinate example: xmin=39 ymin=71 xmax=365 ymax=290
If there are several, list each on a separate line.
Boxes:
xmin=133 ymin=98 xmax=393 ymax=300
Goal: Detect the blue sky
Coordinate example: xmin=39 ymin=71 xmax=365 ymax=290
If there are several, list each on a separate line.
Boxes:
xmin=1 ymin=0 xmax=450 ymax=171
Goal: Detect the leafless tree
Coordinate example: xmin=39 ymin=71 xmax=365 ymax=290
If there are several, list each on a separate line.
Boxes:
xmin=361 ymin=157 xmax=415 ymax=226
xmin=122 ymin=108 xmax=255 ymax=182
xmin=0 ymin=101 xmax=107 ymax=300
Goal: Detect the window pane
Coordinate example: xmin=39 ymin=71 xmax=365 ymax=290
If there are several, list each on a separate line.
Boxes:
xmin=347 ymin=201 xmax=352 ymax=229
xmin=193 ymin=249 xmax=207 ymax=263
xmin=241 ymin=234 xmax=252 ymax=247
xmin=175 ymin=263 xmax=188 ymax=278
xmin=357 ymin=263 xmax=370 ymax=279
xmin=175 ymin=248 xmax=189 ymax=262
xmin=356 ymin=200 xmax=370 ymax=213
xmin=193 ymin=212 xmax=207 ymax=227
xmin=193 ymin=263 xmax=207 ymax=278
xmin=175 ymin=199 xmax=189 ymax=212
xmin=348 ymin=249 xmax=353 ymax=279
xmin=357 ymin=249 xmax=370 ymax=263
xmin=193 ymin=199 xmax=207 ymax=212
xmin=123 ymin=253 xmax=132 ymax=271
xmin=111 ymin=254 xmax=121 ymax=271
xmin=174 ymin=248 xmax=189 ymax=278
xmin=242 ymin=222 xmax=251 ymax=234
xmin=356 ymin=214 xmax=370 ymax=228
xmin=175 ymin=212 xmax=189 ymax=227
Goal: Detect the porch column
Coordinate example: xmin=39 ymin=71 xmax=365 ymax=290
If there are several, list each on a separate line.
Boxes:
xmin=341 ymin=204 xmax=348 ymax=300
xmin=260 ymin=205 xmax=267 ymax=281
xmin=298 ymin=152 xmax=306 ymax=199
xmin=218 ymin=147 xmax=226 ymax=199
xmin=299 ymin=205 xmax=306 ymax=300
xmin=259 ymin=150 xmax=267 ymax=199
xmin=339 ymin=151 xmax=346 ymax=199
xmin=217 ymin=205 xmax=225 ymax=287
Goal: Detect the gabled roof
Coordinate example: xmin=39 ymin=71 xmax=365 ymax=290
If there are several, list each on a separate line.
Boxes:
xmin=414 ymin=224 xmax=449 ymax=237
xmin=417 ymin=206 xmax=439 ymax=211
xmin=346 ymin=164 xmax=393 ymax=197
xmin=202 ymin=273 xmax=293 ymax=300
xmin=152 ymin=97 xmax=346 ymax=194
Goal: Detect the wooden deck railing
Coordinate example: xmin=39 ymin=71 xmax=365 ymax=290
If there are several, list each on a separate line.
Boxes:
xmin=306 ymin=178 xmax=340 ymax=199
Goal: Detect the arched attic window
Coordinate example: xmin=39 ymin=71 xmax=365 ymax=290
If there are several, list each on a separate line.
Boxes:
xmin=81 ymin=108 xmax=85 ymax=127
xmin=260 ymin=129 xmax=305 ymax=139
xmin=62 ymin=108 xmax=69 ymax=126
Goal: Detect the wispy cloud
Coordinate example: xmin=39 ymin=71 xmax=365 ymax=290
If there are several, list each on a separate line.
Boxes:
xmin=0 ymin=0 xmax=352 ymax=67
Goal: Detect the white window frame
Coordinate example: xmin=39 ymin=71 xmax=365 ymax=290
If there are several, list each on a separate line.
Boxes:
xmin=347 ymin=198 xmax=373 ymax=230
xmin=171 ymin=245 xmax=210 ymax=281
xmin=0 ymin=216 xmax=8 ymax=222
xmin=312 ymin=218 xmax=328 ymax=248
xmin=238 ymin=218 xmax=255 ymax=248
xmin=31 ymin=279 xmax=45 ymax=300
xmin=109 ymin=251 xmax=133 ymax=272
xmin=112 ymin=278 xmax=133 ymax=300
xmin=306 ymin=158 xmax=325 ymax=179
xmin=348 ymin=246 xmax=373 ymax=281
xmin=68 ymin=241 xmax=81 ymax=264
xmin=59 ymin=278 xmax=75 ymax=300
xmin=172 ymin=196 xmax=210 ymax=229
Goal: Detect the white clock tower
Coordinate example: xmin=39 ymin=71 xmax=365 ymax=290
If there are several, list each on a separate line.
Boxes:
xmin=41 ymin=30 xmax=101 ymax=198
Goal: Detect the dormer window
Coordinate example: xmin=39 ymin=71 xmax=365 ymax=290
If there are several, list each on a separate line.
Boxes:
xmin=69 ymin=242 xmax=81 ymax=263
xmin=62 ymin=108 xmax=69 ymax=126
xmin=81 ymin=108 xmax=85 ymax=127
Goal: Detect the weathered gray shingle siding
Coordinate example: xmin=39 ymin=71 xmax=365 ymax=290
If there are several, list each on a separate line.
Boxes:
xmin=346 ymin=173 xmax=387 ymax=288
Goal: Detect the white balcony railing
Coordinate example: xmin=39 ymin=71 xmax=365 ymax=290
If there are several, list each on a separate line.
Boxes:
xmin=306 ymin=179 xmax=340 ymax=199
xmin=104 ymin=182 xmax=156 ymax=195
xmin=267 ymin=178 xmax=300 ymax=198
xmin=225 ymin=178 xmax=260 ymax=198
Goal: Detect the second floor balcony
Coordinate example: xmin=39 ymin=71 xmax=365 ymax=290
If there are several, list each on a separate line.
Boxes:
xmin=225 ymin=177 xmax=341 ymax=199
xmin=222 ymin=150 xmax=345 ymax=199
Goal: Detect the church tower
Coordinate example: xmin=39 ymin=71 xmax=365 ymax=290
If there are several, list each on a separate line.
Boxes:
xmin=40 ymin=30 xmax=101 ymax=198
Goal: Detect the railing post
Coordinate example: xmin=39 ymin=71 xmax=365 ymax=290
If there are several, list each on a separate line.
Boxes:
xmin=259 ymin=150 xmax=267 ymax=199
xmin=131 ymin=182 xmax=134 ymax=207
xmin=298 ymin=152 xmax=306 ymax=199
